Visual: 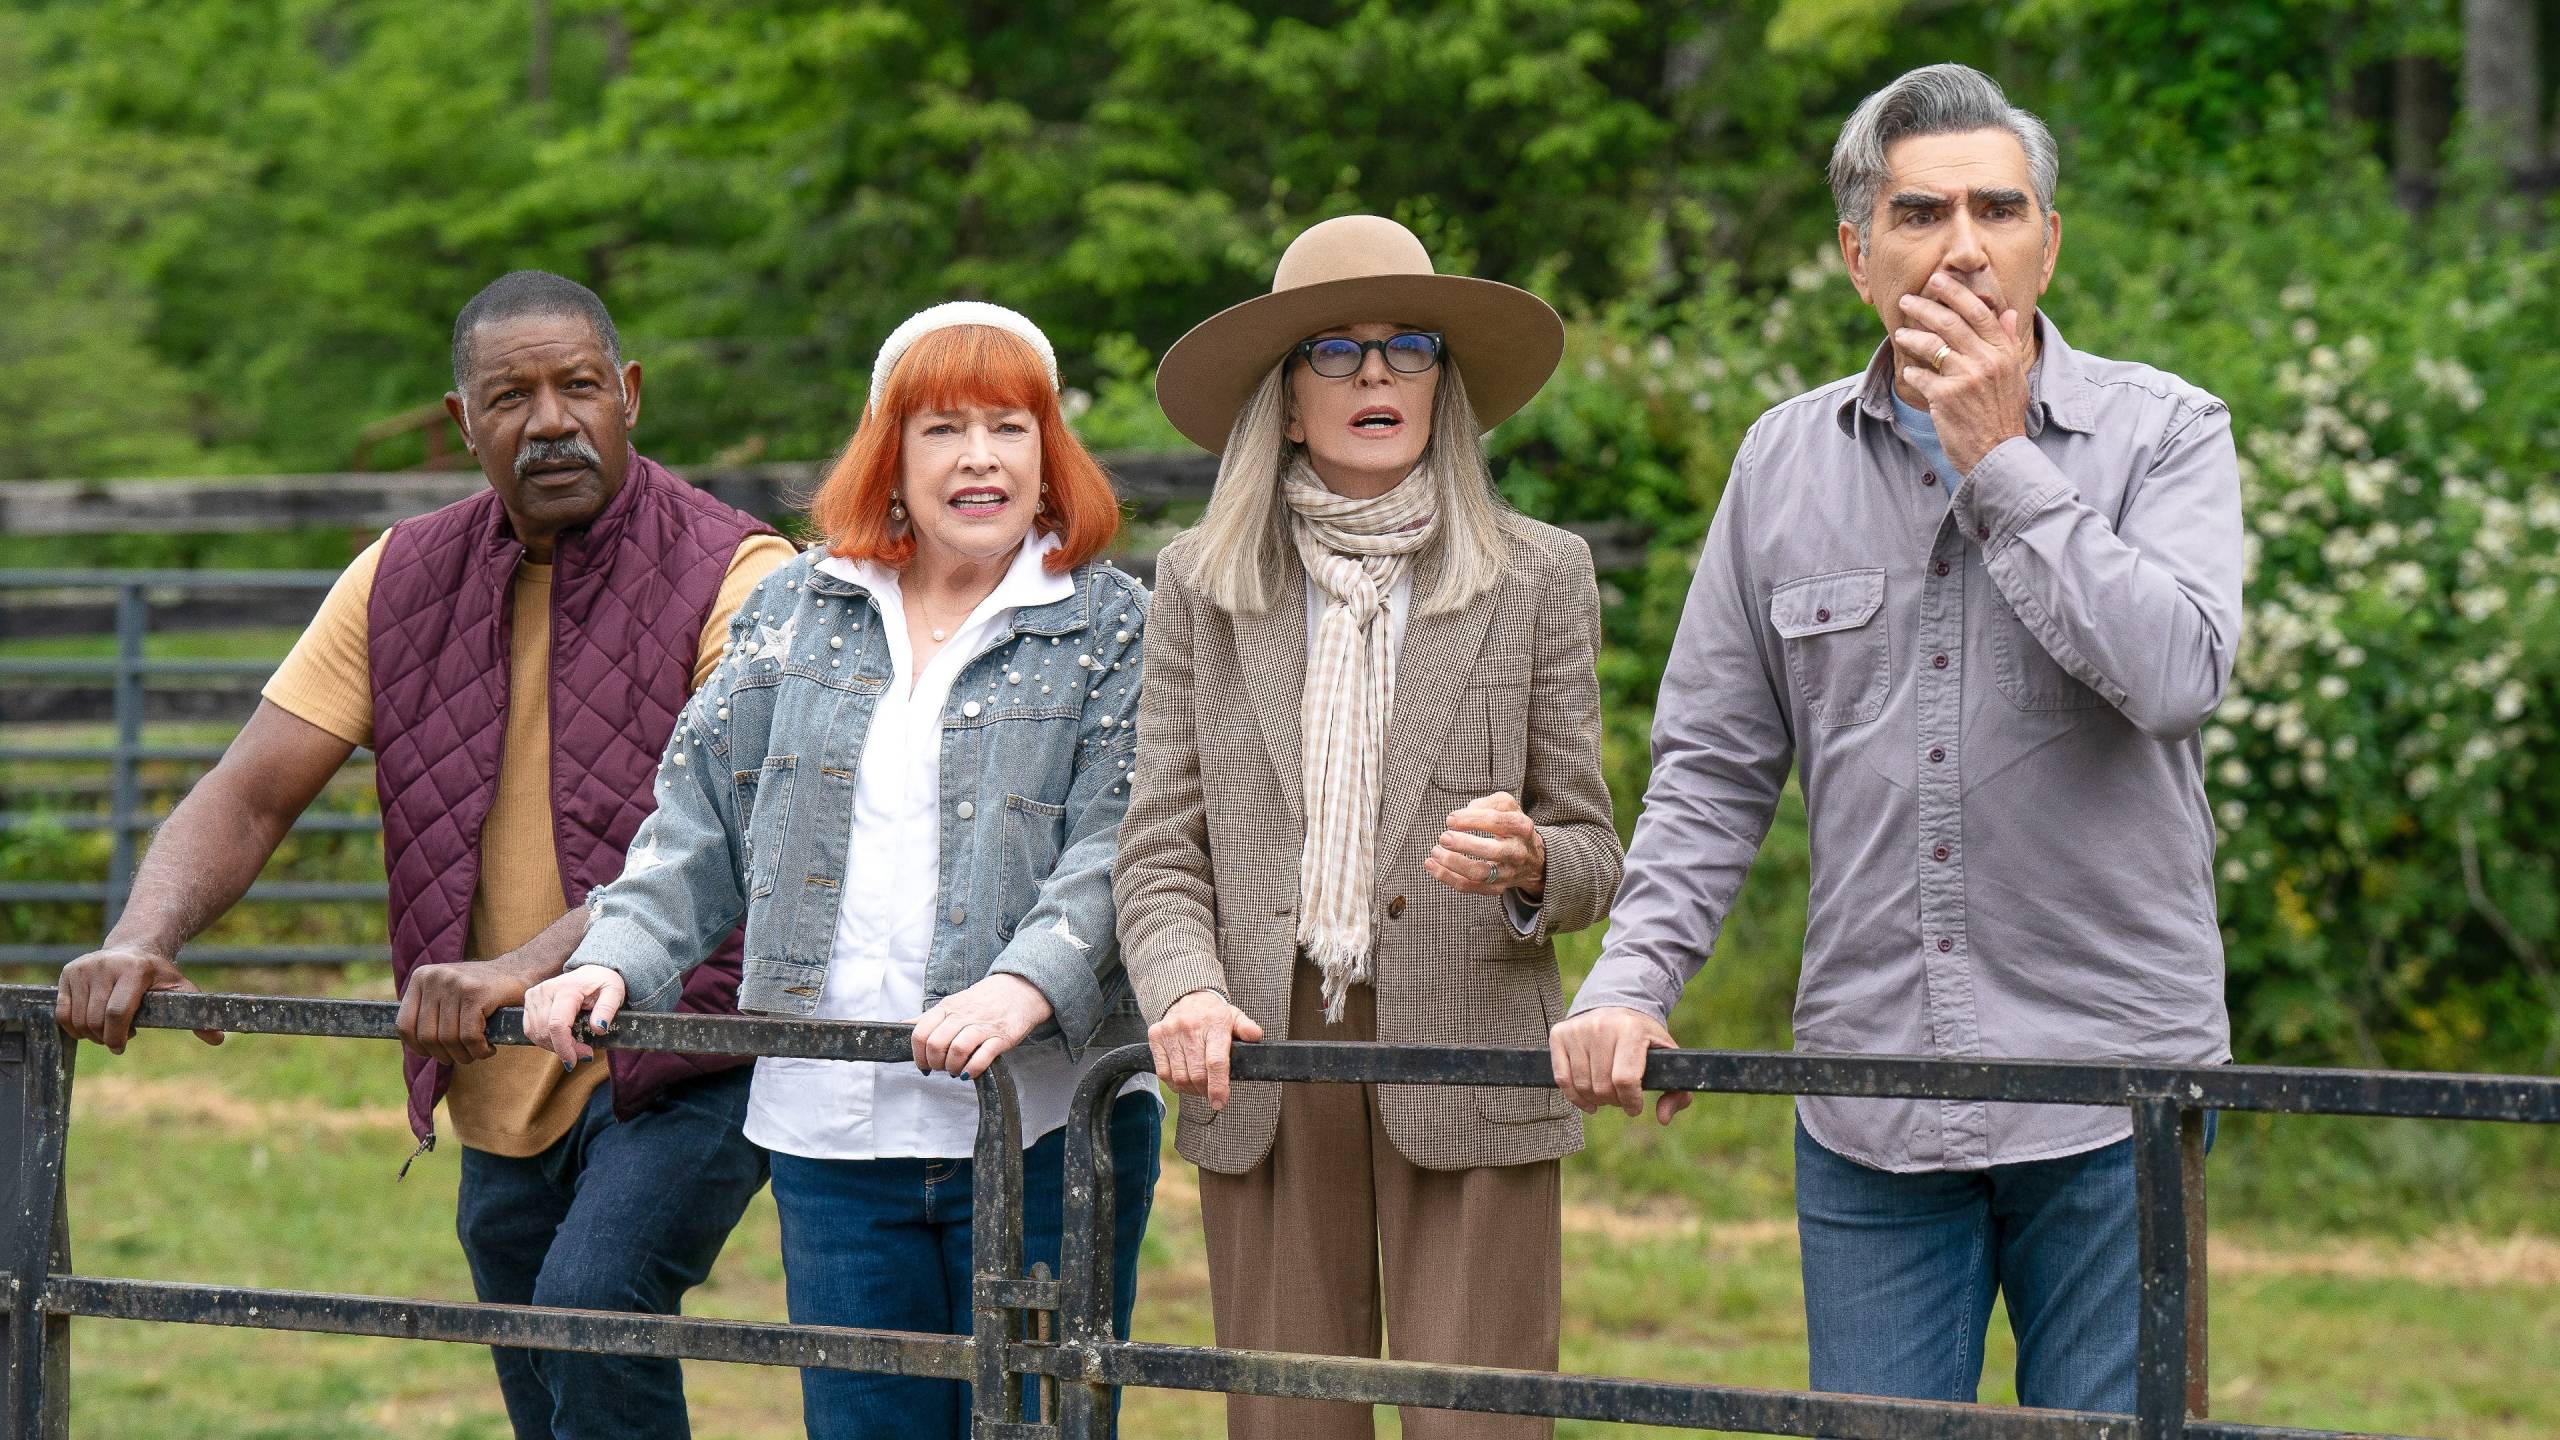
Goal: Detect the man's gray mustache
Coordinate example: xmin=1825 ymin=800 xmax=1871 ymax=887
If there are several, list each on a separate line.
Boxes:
xmin=515 ymin=437 xmax=603 ymax=480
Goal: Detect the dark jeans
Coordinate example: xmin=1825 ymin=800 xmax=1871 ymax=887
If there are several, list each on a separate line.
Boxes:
xmin=1794 ymin=1115 xmax=2211 ymax=1415
xmin=768 ymin=1092 xmax=1163 ymax=1440
xmin=456 ymin=1066 xmax=768 ymax=1440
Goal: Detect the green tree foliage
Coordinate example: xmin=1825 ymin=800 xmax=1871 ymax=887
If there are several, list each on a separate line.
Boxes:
xmin=6 ymin=0 xmax=2556 ymax=1068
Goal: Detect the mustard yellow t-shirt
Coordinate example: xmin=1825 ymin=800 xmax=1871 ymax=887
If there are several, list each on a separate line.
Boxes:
xmin=264 ymin=526 xmax=796 ymax=1156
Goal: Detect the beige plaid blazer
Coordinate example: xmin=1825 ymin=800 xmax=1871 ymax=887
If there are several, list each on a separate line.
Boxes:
xmin=1114 ymin=512 xmax=1623 ymax=1173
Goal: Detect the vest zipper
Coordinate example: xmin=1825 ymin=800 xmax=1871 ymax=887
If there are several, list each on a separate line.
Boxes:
xmin=397 ymin=1133 xmax=436 ymax=1180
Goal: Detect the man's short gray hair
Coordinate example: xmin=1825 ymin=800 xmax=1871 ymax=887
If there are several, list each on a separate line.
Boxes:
xmin=1828 ymin=63 xmax=2058 ymax=242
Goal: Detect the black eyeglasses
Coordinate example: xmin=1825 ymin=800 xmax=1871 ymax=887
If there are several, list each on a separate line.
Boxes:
xmin=1291 ymin=331 xmax=1444 ymax=379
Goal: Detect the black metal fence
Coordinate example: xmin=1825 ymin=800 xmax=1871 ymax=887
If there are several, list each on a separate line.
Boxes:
xmin=4 ymin=983 xmax=2553 ymax=1440
xmin=0 ymin=569 xmax=384 ymax=967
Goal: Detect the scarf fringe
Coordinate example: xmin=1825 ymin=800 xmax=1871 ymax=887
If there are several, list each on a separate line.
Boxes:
xmin=1303 ymin=935 xmax=1373 ymax=1026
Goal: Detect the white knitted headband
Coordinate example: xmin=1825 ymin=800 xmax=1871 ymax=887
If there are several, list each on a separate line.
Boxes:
xmin=866 ymin=301 xmax=1060 ymax=417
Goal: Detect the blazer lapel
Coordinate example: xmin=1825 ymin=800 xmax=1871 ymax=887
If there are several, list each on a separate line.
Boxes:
xmin=1374 ymin=545 xmax=1499 ymax=893
xmin=1233 ymin=553 xmax=1310 ymax=823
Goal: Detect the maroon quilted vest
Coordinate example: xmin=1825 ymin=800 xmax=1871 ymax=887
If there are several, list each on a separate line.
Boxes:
xmin=369 ymin=454 xmax=775 ymax=1144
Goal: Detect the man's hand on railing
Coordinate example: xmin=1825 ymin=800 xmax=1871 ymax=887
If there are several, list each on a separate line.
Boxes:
xmin=1150 ymin=988 xmax=1264 ymax=1110
xmin=521 ymin=966 xmax=628 ymax=1068
xmin=1549 ymin=1006 xmax=1690 ymax=1125
xmin=55 ymin=945 xmax=225 ymax=1053
xmin=399 ymin=910 xmax=586 ymax=1067
xmin=398 ymin=958 xmax=539 ymax=1068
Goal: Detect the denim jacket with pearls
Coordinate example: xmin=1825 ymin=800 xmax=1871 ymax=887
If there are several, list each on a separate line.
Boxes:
xmin=570 ymin=548 xmax=1151 ymax=1058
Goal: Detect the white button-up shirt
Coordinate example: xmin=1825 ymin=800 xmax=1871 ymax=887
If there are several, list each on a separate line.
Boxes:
xmin=745 ymin=531 xmax=1153 ymax=1161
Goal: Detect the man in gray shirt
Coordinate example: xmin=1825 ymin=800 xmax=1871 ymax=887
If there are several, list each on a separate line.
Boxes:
xmin=1550 ymin=64 xmax=2241 ymax=1414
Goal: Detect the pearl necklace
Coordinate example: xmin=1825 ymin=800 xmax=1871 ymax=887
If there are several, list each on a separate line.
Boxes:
xmin=912 ymin=589 xmax=978 ymax=644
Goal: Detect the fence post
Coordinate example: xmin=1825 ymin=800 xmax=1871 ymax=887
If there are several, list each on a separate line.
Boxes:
xmin=1053 ymin=1050 xmax=1150 ymax=1439
xmin=2178 ymin=1108 xmax=2208 ymax=1418
xmin=105 ymin=583 xmax=148 ymax=927
xmin=969 ymin=1062 xmax=1037 ymax=1433
xmin=1 ymin=1010 xmax=76 ymax=1440
xmin=2130 ymin=1097 xmax=2201 ymax=1440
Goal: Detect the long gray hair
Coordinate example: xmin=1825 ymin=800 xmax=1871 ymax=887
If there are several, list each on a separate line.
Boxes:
xmin=1828 ymin=63 xmax=2059 ymax=244
xmin=1183 ymin=356 xmax=1511 ymax=616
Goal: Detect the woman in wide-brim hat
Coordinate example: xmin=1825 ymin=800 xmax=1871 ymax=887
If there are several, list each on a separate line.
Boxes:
xmin=1113 ymin=214 xmax=1623 ymax=1440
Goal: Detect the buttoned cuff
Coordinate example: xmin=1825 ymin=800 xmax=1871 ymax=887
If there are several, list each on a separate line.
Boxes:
xmin=568 ymin=916 xmax=690 ymax=1013
xmin=990 ymin=927 xmax=1106 ymax=1060
xmin=1953 ymin=436 xmax=2072 ymax=552
xmin=1564 ymin=953 xmax=1680 ymax=1027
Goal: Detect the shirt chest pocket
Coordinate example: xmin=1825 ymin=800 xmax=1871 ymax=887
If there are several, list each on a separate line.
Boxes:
xmin=1770 ymin=568 xmax=1889 ymax=728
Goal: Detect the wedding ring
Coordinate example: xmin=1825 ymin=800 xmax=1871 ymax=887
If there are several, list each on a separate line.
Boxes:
xmin=1930 ymin=341 xmax=1953 ymax=370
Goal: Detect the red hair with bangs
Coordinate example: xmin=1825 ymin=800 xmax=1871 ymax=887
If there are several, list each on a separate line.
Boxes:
xmin=811 ymin=324 xmax=1118 ymax=574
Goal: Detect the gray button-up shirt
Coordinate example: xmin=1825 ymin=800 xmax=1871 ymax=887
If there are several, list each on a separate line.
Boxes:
xmin=1571 ymin=317 xmax=2242 ymax=1172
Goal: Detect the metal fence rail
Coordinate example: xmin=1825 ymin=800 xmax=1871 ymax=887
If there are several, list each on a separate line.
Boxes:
xmin=3 ymin=984 xmax=2553 ymax=1439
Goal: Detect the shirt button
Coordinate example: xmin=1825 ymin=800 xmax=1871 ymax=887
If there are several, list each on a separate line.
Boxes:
xmin=962 ymin=700 xmax=982 ymax=718
xmin=1815 ymin=608 xmax=1831 ymax=623
xmin=1922 ymin=473 xmax=1938 ymax=487
xmin=1387 ymin=895 xmax=1407 ymax=919
xmin=1935 ymin=562 xmax=1950 ymax=577
xmin=1932 ymin=653 xmax=1949 ymax=669
xmin=1977 ymin=525 xmax=1991 ymax=540
xmin=1933 ymin=846 xmax=1950 ymax=861
xmin=955 ymin=801 xmax=975 ymax=820
xmin=949 ymin=905 xmax=967 ymax=925
xmin=1929 ymin=747 xmax=1946 ymax=763
xmin=1937 ymin=937 xmax=1954 ymax=953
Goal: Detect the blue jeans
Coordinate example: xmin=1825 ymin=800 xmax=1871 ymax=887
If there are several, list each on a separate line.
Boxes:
xmin=1792 ymin=1115 xmax=2208 ymax=1415
xmin=769 ymin=1092 xmax=1163 ymax=1440
xmin=456 ymin=1066 xmax=769 ymax=1440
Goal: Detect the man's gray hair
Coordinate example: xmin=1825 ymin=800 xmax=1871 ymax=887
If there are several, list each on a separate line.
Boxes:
xmin=1828 ymin=63 xmax=2058 ymax=242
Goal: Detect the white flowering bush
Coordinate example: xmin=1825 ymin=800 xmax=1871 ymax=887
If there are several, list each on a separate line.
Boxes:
xmin=2191 ymin=251 xmax=2560 ymax=1070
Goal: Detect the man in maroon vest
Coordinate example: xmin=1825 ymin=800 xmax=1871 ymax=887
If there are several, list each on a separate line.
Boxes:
xmin=57 ymin=271 xmax=793 ymax=1439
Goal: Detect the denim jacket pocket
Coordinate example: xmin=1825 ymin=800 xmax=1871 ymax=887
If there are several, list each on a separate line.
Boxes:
xmin=1770 ymin=568 xmax=1889 ymax=728
xmin=995 ymin=793 xmax=1069 ymax=940
xmin=742 ymin=755 xmax=798 ymax=901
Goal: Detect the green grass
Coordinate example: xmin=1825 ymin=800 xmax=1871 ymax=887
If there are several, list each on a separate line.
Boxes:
xmin=49 ymin=964 xmax=2560 ymax=1439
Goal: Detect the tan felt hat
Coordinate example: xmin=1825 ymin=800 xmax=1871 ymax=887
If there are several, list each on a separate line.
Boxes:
xmin=1153 ymin=214 xmax=1565 ymax=454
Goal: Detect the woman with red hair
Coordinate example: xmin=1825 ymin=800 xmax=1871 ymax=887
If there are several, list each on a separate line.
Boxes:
xmin=525 ymin=303 xmax=1159 ymax=1439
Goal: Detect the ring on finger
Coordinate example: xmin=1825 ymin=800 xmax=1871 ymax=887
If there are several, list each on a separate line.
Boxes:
xmin=1930 ymin=340 xmax=1952 ymax=370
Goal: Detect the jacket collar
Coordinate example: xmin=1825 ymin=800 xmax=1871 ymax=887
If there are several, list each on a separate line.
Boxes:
xmin=1229 ymin=536 xmax=1503 ymax=884
xmin=1834 ymin=310 xmax=2098 ymax=440
xmin=805 ymin=531 xmax=1090 ymax=638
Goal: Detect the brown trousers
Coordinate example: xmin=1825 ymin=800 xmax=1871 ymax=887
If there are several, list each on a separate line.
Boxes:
xmin=1199 ymin=962 xmax=1562 ymax=1440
